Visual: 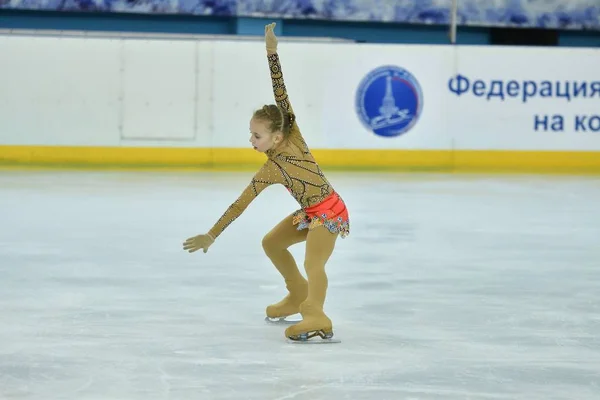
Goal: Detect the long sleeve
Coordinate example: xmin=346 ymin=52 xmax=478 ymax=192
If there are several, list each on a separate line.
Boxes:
xmin=208 ymin=160 xmax=285 ymax=240
xmin=267 ymin=52 xmax=309 ymax=153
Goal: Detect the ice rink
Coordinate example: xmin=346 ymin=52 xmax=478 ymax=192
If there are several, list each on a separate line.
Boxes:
xmin=1 ymin=169 xmax=599 ymax=400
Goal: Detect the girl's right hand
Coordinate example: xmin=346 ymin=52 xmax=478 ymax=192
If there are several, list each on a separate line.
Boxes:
xmin=182 ymin=233 xmax=214 ymax=254
xmin=265 ymin=22 xmax=278 ymax=54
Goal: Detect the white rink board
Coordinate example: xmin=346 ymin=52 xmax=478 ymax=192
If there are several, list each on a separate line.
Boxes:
xmin=0 ymin=36 xmax=122 ymax=146
xmin=0 ymin=33 xmax=598 ymax=151
xmin=120 ymin=39 xmax=198 ymax=141
xmin=321 ymin=43 xmax=453 ymax=149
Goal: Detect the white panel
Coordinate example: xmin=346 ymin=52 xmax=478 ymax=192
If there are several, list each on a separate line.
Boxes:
xmin=119 ymin=41 xmax=214 ymax=148
xmin=0 ymin=35 xmax=121 ymax=146
xmin=120 ymin=39 xmax=197 ymax=141
xmin=322 ymin=43 xmax=452 ymax=149
xmin=447 ymin=45 xmax=600 ymax=150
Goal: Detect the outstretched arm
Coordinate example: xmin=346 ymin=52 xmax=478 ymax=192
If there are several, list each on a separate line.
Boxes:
xmin=183 ymin=160 xmax=285 ymax=253
xmin=264 ymin=23 xmax=308 ymax=151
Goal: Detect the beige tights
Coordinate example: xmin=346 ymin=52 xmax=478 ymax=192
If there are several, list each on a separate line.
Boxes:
xmin=262 ymin=212 xmax=338 ymax=337
xmin=262 ymin=213 xmax=308 ymax=318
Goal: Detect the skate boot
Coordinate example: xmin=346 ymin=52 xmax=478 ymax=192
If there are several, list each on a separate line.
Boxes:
xmin=285 ymin=300 xmax=334 ymax=341
xmin=265 ymin=279 xmax=308 ymax=323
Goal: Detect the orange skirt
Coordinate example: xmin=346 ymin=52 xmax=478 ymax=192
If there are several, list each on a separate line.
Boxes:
xmin=292 ymin=191 xmax=350 ymax=238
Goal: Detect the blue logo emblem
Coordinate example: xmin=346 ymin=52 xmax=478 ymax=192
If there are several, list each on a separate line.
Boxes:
xmin=355 ymin=65 xmax=423 ymax=137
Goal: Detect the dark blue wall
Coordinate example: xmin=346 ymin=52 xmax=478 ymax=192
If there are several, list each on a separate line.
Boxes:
xmin=0 ymin=10 xmax=598 ymax=47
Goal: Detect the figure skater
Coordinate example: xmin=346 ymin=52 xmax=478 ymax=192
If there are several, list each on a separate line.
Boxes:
xmin=183 ymin=22 xmax=350 ymax=342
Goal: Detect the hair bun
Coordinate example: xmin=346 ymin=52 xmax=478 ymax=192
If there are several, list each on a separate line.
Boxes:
xmin=252 ymin=104 xmax=293 ymax=137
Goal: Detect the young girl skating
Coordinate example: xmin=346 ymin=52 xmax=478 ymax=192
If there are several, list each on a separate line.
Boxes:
xmin=183 ymin=22 xmax=350 ymax=342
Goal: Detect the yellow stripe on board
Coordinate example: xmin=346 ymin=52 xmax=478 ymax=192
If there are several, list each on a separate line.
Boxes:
xmin=454 ymin=150 xmax=600 ymax=173
xmin=1 ymin=145 xmax=600 ymax=173
xmin=310 ymin=149 xmax=453 ymax=170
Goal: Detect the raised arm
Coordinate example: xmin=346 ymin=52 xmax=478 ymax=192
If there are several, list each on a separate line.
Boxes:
xmin=267 ymin=52 xmax=294 ymax=117
xmin=264 ymin=23 xmax=308 ymax=152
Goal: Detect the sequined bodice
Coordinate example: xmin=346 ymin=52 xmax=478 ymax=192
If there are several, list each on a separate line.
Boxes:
xmin=208 ymin=53 xmax=334 ymax=239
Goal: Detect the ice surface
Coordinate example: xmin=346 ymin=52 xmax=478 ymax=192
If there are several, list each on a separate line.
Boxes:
xmin=1 ymin=169 xmax=599 ymax=399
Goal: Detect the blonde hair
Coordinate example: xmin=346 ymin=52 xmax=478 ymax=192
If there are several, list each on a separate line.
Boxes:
xmin=252 ymin=104 xmax=294 ymax=138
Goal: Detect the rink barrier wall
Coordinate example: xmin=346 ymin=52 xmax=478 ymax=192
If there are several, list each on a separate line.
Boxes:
xmin=1 ymin=32 xmax=599 ymax=173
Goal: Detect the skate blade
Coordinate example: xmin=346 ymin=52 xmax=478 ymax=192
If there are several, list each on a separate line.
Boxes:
xmin=286 ymin=330 xmax=340 ymax=344
xmin=287 ymin=338 xmax=341 ymax=344
xmin=264 ymin=316 xmax=302 ymax=325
